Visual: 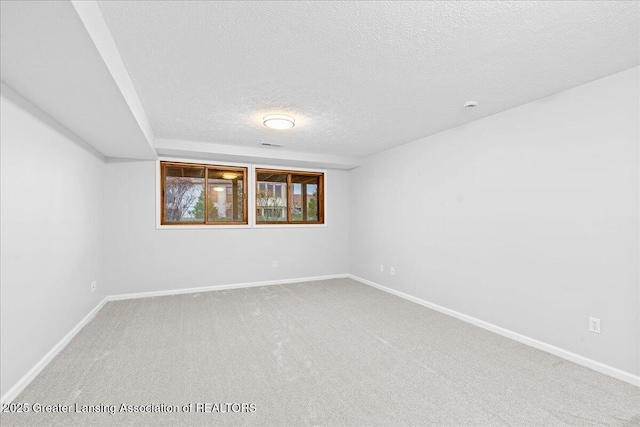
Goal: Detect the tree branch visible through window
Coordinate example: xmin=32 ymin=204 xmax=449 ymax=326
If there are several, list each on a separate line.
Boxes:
xmin=161 ymin=162 xmax=247 ymax=225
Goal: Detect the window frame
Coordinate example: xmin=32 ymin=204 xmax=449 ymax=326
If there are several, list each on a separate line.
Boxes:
xmin=156 ymin=159 xmax=327 ymax=229
xmin=159 ymin=160 xmax=249 ymax=227
xmin=255 ymin=167 xmax=325 ymax=225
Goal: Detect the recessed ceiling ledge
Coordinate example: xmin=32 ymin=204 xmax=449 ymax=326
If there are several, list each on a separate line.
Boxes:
xmin=154 ymin=138 xmax=362 ymax=170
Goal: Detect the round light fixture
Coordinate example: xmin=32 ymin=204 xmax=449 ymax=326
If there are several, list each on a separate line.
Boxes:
xmin=221 ymin=172 xmax=238 ymax=180
xmin=213 ymin=186 xmax=225 ymax=192
xmin=263 ymin=114 xmax=295 ymax=130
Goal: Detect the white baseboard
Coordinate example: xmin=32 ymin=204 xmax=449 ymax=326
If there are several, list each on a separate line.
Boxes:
xmin=108 ymin=274 xmax=350 ymax=301
xmin=1 ymin=296 xmax=110 ymax=404
xmin=349 ymin=274 xmax=640 ymax=388
xmin=1 ymin=274 xmax=349 ymax=403
xmin=5 ymin=272 xmax=636 ymax=405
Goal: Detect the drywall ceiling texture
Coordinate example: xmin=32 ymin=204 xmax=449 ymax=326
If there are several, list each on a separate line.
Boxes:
xmin=0 ymin=1 xmax=156 ymax=160
xmin=98 ymin=1 xmax=639 ymax=158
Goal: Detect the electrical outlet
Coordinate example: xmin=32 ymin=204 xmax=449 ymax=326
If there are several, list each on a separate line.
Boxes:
xmin=272 ymin=261 xmax=278 ymax=268
xmin=379 ymin=264 xmax=384 ymax=273
xmin=91 ymin=281 xmax=97 ymax=293
xmin=390 ymin=267 xmax=395 ymax=276
xmin=589 ymin=317 xmax=600 ymax=334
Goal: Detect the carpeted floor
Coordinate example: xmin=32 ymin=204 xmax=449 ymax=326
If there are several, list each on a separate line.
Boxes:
xmin=2 ymin=278 xmax=639 ymax=426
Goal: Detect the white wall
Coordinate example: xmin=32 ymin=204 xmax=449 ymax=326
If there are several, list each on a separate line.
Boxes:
xmin=103 ymin=161 xmax=350 ymax=296
xmin=1 ymin=63 xmax=636 ymax=398
xmin=0 ymin=84 xmax=106 ymax=397
xmin=350 ymin=67 xmax=640 ymax=375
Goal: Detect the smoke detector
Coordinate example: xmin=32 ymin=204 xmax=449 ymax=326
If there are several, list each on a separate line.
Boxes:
xmin=463 ymin=101 xmax=478 ymax=109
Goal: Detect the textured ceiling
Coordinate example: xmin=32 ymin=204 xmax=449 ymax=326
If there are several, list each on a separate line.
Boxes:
xmin=0 ymin=1 xmax=156 ymax=159
xmin=99 ymin=1 xmax=639 ymax=158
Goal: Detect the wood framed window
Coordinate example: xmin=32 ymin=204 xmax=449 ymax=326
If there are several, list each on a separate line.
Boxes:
xmin=161 ymin=161 xmax=248 ymax=225
xmin=256 ymin=168 xmax=324 ymax=224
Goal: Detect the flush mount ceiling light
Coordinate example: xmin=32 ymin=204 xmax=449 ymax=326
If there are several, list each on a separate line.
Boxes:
xmin=463 ymin=101 xmax=479 ymax=109
xmin=213 ymin=186 xmax=225 ymax=192
xmin=263 ymin=114 xmax=295 ymax=130
xmin=221 ymin=172 xmax=238 ymax=180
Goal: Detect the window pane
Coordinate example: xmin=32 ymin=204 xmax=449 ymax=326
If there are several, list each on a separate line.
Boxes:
xmin=292 ymin=183 xmax=302 ymax=221
xmin=164 ymin=166 xmax=205 ymax=223
xmin=256 ymin=171 xmax=287 ymax=222
xmin=306 ymin=183 xmax=318 ymax=221
xmin=206 ymin=168 xmax=244 ymax=222
xmin=291 ymin=175 xmax=320 ymax=222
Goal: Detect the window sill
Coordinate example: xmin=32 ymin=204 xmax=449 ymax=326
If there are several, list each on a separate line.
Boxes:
xmin=156 ymin=224 xmax=252 ymax=230
xmin=155 ymin=224 xmax=327 ymax=230
xmin=252 ymin=224 xmax=327 ymax=229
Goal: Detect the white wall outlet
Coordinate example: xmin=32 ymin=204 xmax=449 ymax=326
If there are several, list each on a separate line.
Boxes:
xmin=390 ymin=267 xmax=395 ymax=275
xmin=589 ymin=317 xmax=600 ymax=334
xmin=272 ymin=261 xmax=278 ymax=268
xmin=379 ymin=264 xmax=384 ymax=273
xmin=91 ymin=281 xmax=97 ymax=293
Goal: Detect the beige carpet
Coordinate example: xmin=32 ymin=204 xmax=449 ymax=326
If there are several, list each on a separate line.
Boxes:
xmin=2 ymin=278 xmax=639 ymax=426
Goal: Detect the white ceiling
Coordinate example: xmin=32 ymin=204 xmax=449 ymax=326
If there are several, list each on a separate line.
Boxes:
xmin=97 ymin=0 xmax=639 ymax=158
xmin=1 ymin=1 xmax=638 ymax=164
xmin=0 ymin=1 xmax=156 ymax=160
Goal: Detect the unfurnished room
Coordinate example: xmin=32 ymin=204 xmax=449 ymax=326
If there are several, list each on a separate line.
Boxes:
xmin=1 ymin=1 xmax=639 ymax=426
